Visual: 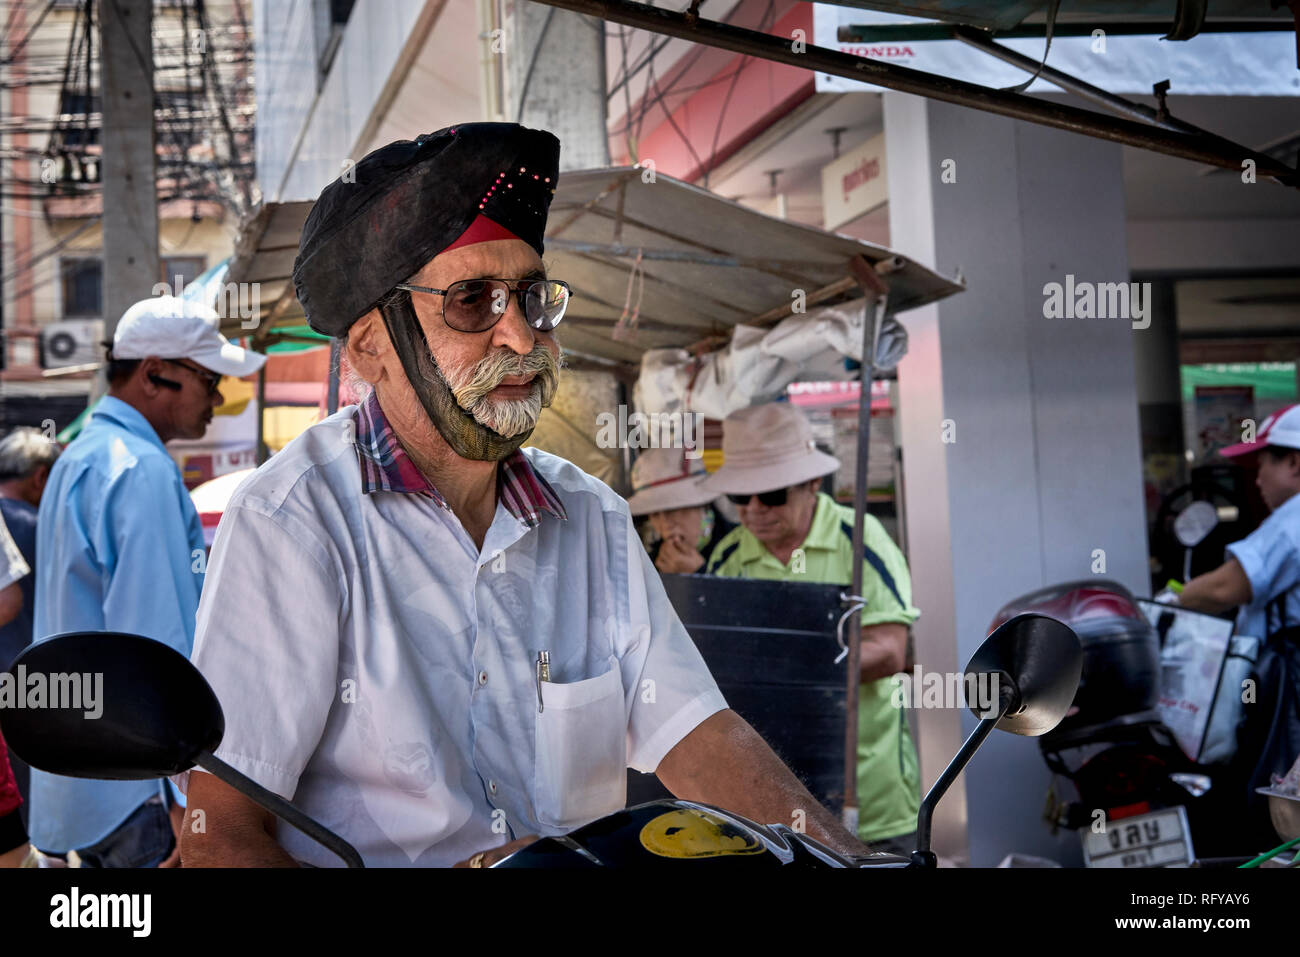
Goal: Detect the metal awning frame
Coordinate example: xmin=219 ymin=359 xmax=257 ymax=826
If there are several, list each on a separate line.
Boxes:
xmin=528 ymin=0 xmax=1300 ymax=188
xmin=219 ymin=172 xmax=964 ymax=375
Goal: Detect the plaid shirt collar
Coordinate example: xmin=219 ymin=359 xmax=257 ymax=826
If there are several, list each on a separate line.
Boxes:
xmin=354 ymin=391 xmax=567 ymax=528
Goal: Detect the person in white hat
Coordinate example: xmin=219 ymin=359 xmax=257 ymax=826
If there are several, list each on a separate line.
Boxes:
xmin=628 ymin=447 xmax=734 ymax=575
xmin=699 ymin=401 xmax=922 ymax=854
xmin=1177 ymin=403 xmax=1300 ymax=634
xmin=24 ymin=296 xmax=264 ymax=868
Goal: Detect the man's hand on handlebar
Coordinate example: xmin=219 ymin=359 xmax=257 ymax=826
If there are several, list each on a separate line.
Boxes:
xmin=453 ymin=833 xmax=538 ymax=868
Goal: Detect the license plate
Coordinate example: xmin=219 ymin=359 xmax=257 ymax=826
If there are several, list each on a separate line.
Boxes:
xmin=1081 ymin=807 xmax=1194 ymax=868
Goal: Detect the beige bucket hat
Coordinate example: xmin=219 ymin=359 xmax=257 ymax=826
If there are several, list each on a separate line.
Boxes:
xmin=626 ymin=446 xmax=719 ymax=516
xmin=698 ymin=402 xmax=840 ymax=496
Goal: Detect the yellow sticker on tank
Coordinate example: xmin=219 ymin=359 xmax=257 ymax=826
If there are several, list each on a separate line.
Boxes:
xmin=638 ymin=809 xmax=765 ymax=859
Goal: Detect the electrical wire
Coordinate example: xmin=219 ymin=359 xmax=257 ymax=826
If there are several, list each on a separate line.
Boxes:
xmin=0 ymin=0 xmax=256 ymax=353
xmin=617 ymin=24 xmax=636 ymax=160
xmin=0 ymin=217 xmax=101 ymax=291
xmin=606 ymin=0 xmax=776 ymax=184
xmin=641 ymin=56 xmax=705 ymax=177
xmin=1 ymin=1 xmax=254 ymax=218
xmin=514 ymin=5 xmax=557 ymax=124
xmin=702 ymin=0 xmax=775 ymax=187
xmin=0 ymin=0 xmax=58 ymax=65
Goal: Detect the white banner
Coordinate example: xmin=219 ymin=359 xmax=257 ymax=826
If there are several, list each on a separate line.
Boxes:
xmin=813 ymin=6 xmax=1300 ymax=97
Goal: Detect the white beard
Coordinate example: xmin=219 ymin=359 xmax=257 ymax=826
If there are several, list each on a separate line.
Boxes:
xmin=437 ymin=343 xmax=559 ymax=439
xmin=466 ymin=386 xmax=546 ymax=438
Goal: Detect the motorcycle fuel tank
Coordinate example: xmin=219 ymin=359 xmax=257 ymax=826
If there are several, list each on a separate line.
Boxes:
xmin=493 ymin=800 xmax=912 ymax=868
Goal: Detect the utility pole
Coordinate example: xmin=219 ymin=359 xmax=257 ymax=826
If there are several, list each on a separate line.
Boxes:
xmin=502 ymin=1 xmax=622 ymax=488
xmin=97 ymin=0 xmax=159 ymax=394
xmin=504 ymin=2 xmax=610 ymax=171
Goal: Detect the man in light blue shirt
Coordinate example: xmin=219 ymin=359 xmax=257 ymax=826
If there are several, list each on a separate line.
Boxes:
xmin=1179 ymin=404 xmax=1300 ymax=633
xmin=29 ymin=296 xmax=264 ymax=866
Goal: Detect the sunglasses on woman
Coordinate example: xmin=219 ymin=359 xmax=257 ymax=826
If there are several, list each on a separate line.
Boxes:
xmin=395 ymin=277 xmax=571 ymax=333
xmin=726 ymin=487 xmax=790 ymax=508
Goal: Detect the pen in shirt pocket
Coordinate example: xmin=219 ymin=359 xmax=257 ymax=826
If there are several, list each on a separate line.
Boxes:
xmin=536 ymin=650 xmax=550 ymax=713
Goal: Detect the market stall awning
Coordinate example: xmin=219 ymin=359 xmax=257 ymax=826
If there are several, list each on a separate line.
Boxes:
xmin=218 ymin=200 xmax=316 ymax=346
xmin=218 ymin=167 xmax=963 ymax=371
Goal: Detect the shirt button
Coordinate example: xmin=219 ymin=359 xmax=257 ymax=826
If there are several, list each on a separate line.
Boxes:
xmin=489 ymin=780 xmax=498 ymax=795
xmin=478 ymin=670 xmax=488 ymax=686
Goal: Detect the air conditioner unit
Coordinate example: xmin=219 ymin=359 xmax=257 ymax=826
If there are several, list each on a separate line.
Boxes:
xmin=41 ymin=319 xmax=104 ymax=369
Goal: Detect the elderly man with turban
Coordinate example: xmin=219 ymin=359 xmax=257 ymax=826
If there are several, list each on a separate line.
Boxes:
xmin=178 ymin=124 xmax=869 ymax=868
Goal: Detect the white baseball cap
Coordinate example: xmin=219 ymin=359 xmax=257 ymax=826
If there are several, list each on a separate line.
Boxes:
xmin=1219 ymin=403 xmax=1300 ymax=458
xmin=111 ymin=296 xmax=266 ymax=378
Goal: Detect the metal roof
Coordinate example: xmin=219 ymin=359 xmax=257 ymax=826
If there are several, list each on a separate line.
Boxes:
xmin=220 ymin=167 xmax=964 ymax=371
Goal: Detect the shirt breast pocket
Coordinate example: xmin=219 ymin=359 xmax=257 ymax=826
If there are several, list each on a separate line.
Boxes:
xmin=533 ymin=655 xmax=627 ymax=830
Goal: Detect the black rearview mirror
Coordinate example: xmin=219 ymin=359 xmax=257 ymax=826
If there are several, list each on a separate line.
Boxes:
xmin=964 ymin=612 xmax=1083 ymax=736
xmin=0 ymin=632 xmax=363 ymax=867
xmin=0 ymin=632 xmax=223 ymax=779
xmin=911 ymin=613 xmax=1082 ymax=866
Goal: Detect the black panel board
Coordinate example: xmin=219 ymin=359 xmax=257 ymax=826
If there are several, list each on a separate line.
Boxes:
xmin=627 ymin=574 xmax=850 ymax=813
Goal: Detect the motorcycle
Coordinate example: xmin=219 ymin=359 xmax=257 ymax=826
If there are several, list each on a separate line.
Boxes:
xmin=990 ymin=578 xmax=1240 ymax=866
xmin=0 ymin=613 xmax=1081 ymax=868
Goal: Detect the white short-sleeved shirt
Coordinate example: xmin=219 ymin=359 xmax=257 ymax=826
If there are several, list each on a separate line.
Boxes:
xmin=1227 ymin=491 xmax=1300 ymax=638
xmin=180 ymin=404 xmax=727 ymax=867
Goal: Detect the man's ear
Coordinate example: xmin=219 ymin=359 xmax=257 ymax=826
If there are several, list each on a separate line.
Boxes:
xmin=346 ymin=311 xmax=386 ymax=384
xmin=138 ymin=356 xmax=166 ymax=394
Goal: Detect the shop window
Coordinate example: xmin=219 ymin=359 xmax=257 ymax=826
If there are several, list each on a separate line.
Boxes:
xmin=60 ymin=257 xmax=102 ymax=318
xmin=160 ymin=255 xmax=207 ymax=295
xmin=58 ymin=92 xmax=100 ymax=148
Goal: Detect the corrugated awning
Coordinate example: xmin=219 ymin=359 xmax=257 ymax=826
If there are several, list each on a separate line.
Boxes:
xmin=219 ymin=167 xmax=964 ymax=371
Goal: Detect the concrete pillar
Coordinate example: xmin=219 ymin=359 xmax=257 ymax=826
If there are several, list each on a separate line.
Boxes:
xmin=504 ymin=1 xmax=609 ymax=171
xmin=884 ymin=92 xmax=1149 ymax=866
xmin=99 ymin=0 xmax=159 ymax=345
xmin=1133 ymin=279 xmax=1187 ymax=501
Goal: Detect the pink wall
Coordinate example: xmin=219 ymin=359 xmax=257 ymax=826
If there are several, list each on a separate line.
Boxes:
xmin=618 ymin=2 xmax=815 ymax=183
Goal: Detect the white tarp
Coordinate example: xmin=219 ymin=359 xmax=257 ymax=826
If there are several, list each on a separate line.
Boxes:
xmin=633 ymin=299 xmax=908 ymax=418
xmin=813 ymin=6 xmax=1300 ymax=96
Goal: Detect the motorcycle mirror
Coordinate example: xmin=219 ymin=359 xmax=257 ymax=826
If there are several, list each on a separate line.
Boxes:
xmin=964 ymin=613 xmax=1083 ymax=737
xmin=1174 ymin=501 xmax=1218 ymax=548
xmin=0 ymin=632 xmax=223 ymax=778
xmin=0 ymin=632 xmax=364 ymax=868
xmin=912 ymin=614 xmax=1082 ymax=867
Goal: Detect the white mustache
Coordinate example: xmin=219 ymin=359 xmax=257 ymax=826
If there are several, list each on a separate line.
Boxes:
xmin=439 ymin=344 xmax=560 ymax=438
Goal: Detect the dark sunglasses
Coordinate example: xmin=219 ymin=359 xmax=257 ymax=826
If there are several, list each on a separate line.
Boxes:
xmin=395 ymin=278 xmax=571 ymax=334
xmin=156 ymin=358 xmax=222 ymax=396
xmin=726 ymin=487 xmax=790 ymax=508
